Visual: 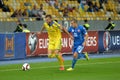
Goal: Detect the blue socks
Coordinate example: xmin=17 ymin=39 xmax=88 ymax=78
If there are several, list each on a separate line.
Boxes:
xmin=72 ymin=58 xmax=77 ymax=68
xmin=78 ymin=53 xmax=85 ymax=59
xmin=71 ymin=53 xmax=86 ymax=68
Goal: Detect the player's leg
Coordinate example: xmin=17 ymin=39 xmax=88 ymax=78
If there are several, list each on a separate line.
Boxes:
xmin=48 ymin=49 xmax=54 ymax=58
xmin=83 ymin=52 xmax=89 ymax=60
xmin=48 ymin=41 xmax=55 ymax=58
xmin=78 ymin=52 xmax=89 ymax=60
xmin=67 ymin=45 xmax=84 ymax=71
xmin=76 ymin=45 xmax=84 ymax=59
xmin=54 ymin=39 xmax=64 ymax=70
xmin=77 ymin=46 xmax=89 ymax=60
xmin=67 ymin=52 xmax=78 ymax=71
xmin=72 ymin=52 xmax=78 ymax=69
xmin=54 ymin=50 xmax=64 ymax=70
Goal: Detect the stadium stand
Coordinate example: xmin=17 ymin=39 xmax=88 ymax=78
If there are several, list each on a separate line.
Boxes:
xmin=0 ymin=0 xmax=120 ymax=21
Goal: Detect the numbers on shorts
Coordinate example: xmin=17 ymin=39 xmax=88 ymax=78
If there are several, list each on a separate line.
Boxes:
xmin=77 ymin=46 xmax=84 ymax=53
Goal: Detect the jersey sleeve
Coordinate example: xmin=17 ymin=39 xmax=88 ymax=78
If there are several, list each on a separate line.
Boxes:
xmin=82 ymin=26 xmax=87 ymax=35
xmin=43 ymin=22 xmax=47 ymax=27
xmin=54 ymin=21 xmax=60 ymax=27
xmin=68 ymin=26 xmax=72 ymax=33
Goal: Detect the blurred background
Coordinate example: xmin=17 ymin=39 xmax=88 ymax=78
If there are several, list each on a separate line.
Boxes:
xmin=0 ymin=0 xmax=120 ymax=60
xmin=0 ymin=0 xmax=120 ymax=32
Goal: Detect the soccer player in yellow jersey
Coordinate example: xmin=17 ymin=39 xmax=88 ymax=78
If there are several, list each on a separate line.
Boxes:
xmin=40 ymin=15 xmax=73 ymax=70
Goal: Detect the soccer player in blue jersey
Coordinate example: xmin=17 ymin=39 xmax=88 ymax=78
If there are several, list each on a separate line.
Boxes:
xmin=67 ymin=19 xmax=89 ymax=71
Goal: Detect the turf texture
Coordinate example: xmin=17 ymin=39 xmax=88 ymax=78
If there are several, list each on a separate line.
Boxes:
xmin=0 ymin=57 xmax=120 ymax=80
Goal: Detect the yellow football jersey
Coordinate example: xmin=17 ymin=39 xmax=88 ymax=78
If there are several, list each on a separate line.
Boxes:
xmin=44 ymin=21 xmax=61 ymax=40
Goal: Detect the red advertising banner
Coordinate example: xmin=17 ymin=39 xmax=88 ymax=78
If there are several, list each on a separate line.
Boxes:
xmin=26 ymin=31 xmax=98 ymax=56
xmin=83 ymin=31 xmax=98 ymax=52
xmin=61 ymin=33 xmax=73 ymax=53
xmin=26 ymin=32 xmax=73 ymax=56
xmin=26 ymin=32 xmax=48 ymax=56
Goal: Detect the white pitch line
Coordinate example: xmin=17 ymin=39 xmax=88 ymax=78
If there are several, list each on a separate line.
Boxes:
xmin=0 ymin=61 xmax=120 ymax=72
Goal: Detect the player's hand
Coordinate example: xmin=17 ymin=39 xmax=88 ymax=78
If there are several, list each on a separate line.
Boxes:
xmin=70 ymin=35 xmax=74 ymax=40
xmin=38 ymin=32 xmax=42 ymax=35
xmin=83 ymin=42 xmax=86 ymax=46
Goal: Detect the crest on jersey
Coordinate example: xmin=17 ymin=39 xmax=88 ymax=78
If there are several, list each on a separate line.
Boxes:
xmin=78 ymin=29 xmax=80 ymax=32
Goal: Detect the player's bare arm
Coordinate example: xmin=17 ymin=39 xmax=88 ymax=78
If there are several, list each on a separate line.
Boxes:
xmin=63 ymin=27 xmax=74 ymax=40
xmin=83 ymin=33 xmax=88 ymax=46
xmin=39 ymin=25 xmax=45 ymax=34
xmin=59 ymin=25 xmax=73 ymax=40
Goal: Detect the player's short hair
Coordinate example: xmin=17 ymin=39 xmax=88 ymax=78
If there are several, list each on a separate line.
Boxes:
xmin=45 ymin=14 xmax=52 ymax=19
xmin=84 ymin=19 xmax=88 ymax=22
xmin=19 ymin=23 xmax=22 ymax=26
xmin=108 ymin=17 xmax=111 ymax=21
xmin=71 ymin=18 xmax=77 ymax=23
xmin=55 ymin=20 xmax=58 ymax=22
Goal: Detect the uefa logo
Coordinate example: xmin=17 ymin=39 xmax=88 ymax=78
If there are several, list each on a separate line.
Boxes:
xmin=103 ymin=31 xmax=111 ymax=51
xmin=28 ymin=33 xmax=38 ymax=54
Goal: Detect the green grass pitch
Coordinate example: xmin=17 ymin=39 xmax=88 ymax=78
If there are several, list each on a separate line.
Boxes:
xmin=0 ymin=57 xmax=120 ymax=80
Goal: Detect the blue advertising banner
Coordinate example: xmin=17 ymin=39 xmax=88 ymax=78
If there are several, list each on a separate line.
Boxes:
xmin=98 ymin=31 xmax=106 ymax=52
xmin=0 ymin=34 xmax=5 ymax=60
xmin=0 ymin=33 xmax=26 ymax=60
xmin=109 ymin=31 xmax=120 ymax=50
xmin=14 ymin=33 xmax=26 ymax=59
xmin=5 ymin=33 xmax=14 ymax=58
xmin=98 ymin=31 xmax=120 ymax=52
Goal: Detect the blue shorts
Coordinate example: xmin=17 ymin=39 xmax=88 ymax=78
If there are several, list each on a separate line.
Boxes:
xmin=72 ymin=45 xmax=84 ymax=54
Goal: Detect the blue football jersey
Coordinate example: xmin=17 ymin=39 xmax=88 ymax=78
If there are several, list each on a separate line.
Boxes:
xmin=68 ymin=25 xmax=87 ymax=47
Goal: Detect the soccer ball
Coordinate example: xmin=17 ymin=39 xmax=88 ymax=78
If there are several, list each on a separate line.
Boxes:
xmin=22 ymin=63 xmax=30 ymax=71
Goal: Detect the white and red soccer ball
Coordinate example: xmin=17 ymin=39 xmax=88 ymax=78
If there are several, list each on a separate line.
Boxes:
xmin=22 ymin=63 xmax=30 ymax=71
